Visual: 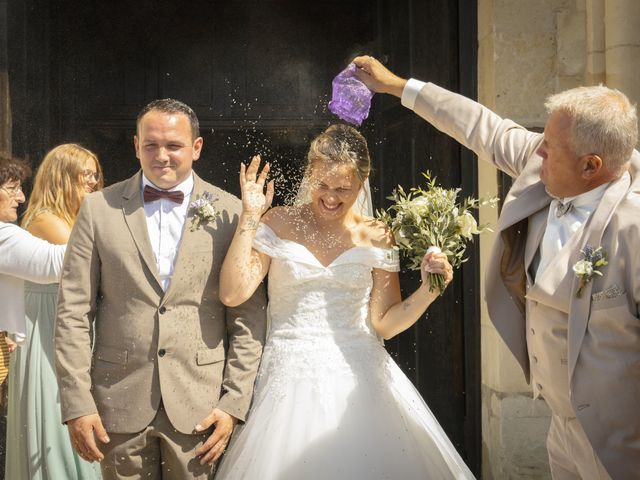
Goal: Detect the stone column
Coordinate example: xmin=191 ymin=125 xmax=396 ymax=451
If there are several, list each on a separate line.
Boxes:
xmin=586 ymin=0 xmax=606 ymax=85
xmin=605 ymin=0 xmax=640 ymax=106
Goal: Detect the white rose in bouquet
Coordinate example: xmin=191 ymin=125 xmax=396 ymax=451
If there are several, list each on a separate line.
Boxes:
xmin=457 ymin=212 xmax=479 ymax=239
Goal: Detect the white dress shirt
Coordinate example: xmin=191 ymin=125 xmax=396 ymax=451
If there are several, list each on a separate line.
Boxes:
xmin=401 ymin=79 xmax=427 ymax=109
xmin=535 ymin=183 xmax=609 ymax=278
xmin=141 ymin=174 xmax=193 ymax=291
xmin=0 ymin=222 xmax=66 ymax=341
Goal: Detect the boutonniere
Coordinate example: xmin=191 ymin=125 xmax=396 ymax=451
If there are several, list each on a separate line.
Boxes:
xmin=572 ymin=245 xmax=608 ymax=298
xmin=188 ymin=192 xmax=220 ymax=231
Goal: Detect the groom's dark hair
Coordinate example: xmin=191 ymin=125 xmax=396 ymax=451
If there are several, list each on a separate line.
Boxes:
xmin=136 ymin=98 xmax=200 ymax=141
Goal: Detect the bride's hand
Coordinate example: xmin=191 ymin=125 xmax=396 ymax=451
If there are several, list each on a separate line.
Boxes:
xmin=420 ymin=251 xmax=453 ymax=288
xmin=240 ymin=155 xmax=274 ymax=215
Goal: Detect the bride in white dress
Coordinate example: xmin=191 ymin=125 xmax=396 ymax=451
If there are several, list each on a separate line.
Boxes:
xmin=215 ymin=125 xmax=475 ymax=479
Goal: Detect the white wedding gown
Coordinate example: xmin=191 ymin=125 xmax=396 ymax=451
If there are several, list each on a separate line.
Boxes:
xmin=215 ymin=223 xmax=475 ymax=479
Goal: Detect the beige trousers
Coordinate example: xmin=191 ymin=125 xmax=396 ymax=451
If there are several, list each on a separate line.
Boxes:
xmin=99 ymin=404 xmax=214 ymax=480
xmin=547 ymin=414 xmax=611 ymax=480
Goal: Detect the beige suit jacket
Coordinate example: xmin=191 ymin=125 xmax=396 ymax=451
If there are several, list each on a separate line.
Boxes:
xmin=55 ymin=171 xmax=267 ymax=434
xmin=411 ymin=82 xmax=640 ymax=479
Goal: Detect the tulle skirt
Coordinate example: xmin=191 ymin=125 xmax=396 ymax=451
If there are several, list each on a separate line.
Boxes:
xmin=215 ymin=339 xmax=474 ymax=480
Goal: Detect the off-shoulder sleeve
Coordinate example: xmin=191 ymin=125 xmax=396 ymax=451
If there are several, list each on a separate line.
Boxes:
xmin=375 ymin=248 xmax=400 ymax=272
xmin=252 ymin=222 xmax=285 ymax=258
xmin=354 ymin=246 xmax=400 ymax=272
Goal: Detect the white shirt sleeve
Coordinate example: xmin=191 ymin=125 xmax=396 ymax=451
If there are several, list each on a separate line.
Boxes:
xmin=401 ymin=78 xmax=427 ymax=110
xmin=0 ymin=222 xmax=66 ymax=283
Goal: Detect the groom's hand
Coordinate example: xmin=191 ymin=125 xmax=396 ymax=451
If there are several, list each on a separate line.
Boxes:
xmin=67 ymin=413 xmax=110 ymax=463
xmin=195 ymin=408 xmax=238 ymax=465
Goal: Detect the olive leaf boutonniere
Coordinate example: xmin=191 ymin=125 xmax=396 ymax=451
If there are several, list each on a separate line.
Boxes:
xmin=573 ymin=245 xmax=608 ymax=298
xmin=188 ymin=192 xmax=220 ymax=231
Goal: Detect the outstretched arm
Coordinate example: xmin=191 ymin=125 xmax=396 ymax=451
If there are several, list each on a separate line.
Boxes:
xmin=353 ymin=55 xmax=541 ymax=178
xmin=369 ymin=251 xmax=453 ymax=340
xmin=219 ymin=155 xmax=274 ymax=307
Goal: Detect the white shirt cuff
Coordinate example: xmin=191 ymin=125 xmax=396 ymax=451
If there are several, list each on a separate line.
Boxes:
xmin=401 ymin=79 xmax=427 ymax=110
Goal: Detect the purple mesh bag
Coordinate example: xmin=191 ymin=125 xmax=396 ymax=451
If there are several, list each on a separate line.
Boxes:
xmin=328 ymin=63 xmax=374 ymax=126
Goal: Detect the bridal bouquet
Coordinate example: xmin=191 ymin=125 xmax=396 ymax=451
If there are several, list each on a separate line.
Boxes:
xmin=376 ymin=172 xmax=497 ymax=294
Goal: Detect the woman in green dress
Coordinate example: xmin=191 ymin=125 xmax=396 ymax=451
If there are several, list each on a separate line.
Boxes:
xmin=5 ymin=144 xmax=104 ymax=480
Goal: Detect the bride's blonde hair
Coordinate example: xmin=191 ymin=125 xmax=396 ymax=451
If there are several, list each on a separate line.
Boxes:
xmin=305 ymin=124 xmax=370 ymax=181
xmin=22 ymin=143 xmax=103 ymax=227
xmin=296 ymin=124 xmax=371 ymax=206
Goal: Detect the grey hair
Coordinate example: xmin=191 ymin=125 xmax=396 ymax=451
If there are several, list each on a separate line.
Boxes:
xmin=545 ymin=85 xmax=638 ymax=174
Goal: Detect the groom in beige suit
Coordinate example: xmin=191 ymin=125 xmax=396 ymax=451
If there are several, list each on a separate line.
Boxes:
xmin=55 ymin=99 xmax=266 ymax=479
xmin=354 ymin=56 xmax=639 ymax=479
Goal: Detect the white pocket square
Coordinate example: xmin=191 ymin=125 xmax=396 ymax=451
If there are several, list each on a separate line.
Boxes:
xmin=591 ymin=284 xmax=624 ymax=302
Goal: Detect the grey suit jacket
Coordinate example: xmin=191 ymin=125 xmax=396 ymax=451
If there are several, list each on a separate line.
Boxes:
xmin=55 ymin=171 xmax=267 ymax=434
xmin=411 ymin=82 xmax=640 ymax=479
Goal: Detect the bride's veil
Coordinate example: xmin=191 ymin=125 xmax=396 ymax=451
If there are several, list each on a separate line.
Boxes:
xmin=353 ymin=179 xmax=386 ymax=345
xmin=352 ymin=178 xmax=373 ymax=217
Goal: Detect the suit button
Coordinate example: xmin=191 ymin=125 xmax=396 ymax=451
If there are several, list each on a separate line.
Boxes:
xmin=532 ymin=356 xmax=538 ymax=364
xmin=158 ymin=349 xmax=166 ymax=357
xmin=530 ymin=328 xmax=535 ymax=335
xmin=536 ymin=383 xmax=543 ymax=390
xmin=159 ymin=306 xmax=167 ymax=314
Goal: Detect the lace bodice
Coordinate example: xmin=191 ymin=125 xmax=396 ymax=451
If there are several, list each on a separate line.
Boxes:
xmin=253 ymin=223 xmax=399 ymax=382
xmin=255 ymin=222 xmax=398 ymax=336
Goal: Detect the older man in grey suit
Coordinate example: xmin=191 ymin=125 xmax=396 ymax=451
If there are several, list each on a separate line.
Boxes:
xmin=55 ymin=99 xmax=266 ymax=479
xmin=353 ymin=56 xmax=639 ymax=479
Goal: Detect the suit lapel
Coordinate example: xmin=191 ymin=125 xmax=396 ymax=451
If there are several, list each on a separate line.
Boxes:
xmin=495 ymin=180 xmax=551 ymax=316
xmin=526 ymin=220 xmax=584 ymax=313
xmin=498 ymin=181 xmax=551 ymax=231
xmin=121 ymin=172 xmax=163 ymax=289
xmin=567 ymin=171 xmax=631 ymax=379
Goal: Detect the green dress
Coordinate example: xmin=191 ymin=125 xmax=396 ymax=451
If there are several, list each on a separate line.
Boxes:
xmin=5 ymin=282 xmax=102 ymax=479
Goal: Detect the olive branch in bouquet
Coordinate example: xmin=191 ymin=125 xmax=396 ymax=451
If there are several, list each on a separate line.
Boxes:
xmin=376 ymin=171 xmax=498 ymax=295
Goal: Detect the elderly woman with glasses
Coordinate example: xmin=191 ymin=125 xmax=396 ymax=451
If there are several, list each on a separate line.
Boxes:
xmin=0 ymin=152 xmax=65 ymax=353
xmin=6 ymin=144 xmax=104 ymax=480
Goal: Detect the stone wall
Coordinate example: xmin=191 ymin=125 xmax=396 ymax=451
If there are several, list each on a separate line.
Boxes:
xmin=477 ymin=0 xmax=640 ymax=478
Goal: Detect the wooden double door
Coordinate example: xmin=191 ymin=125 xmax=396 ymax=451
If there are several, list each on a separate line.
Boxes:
xmin=8 ymin=0 xmax=480 ymax=474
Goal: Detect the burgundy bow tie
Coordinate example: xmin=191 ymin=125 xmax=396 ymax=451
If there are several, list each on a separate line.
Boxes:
xmin=143 ymin=185 xmax=184 ymax=204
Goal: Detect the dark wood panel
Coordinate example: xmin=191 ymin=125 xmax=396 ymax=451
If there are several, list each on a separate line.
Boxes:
xmin=374 ymin=0 xmax=479 ymax=469
xmin=8 ymin=0 xmax=480 ymax=474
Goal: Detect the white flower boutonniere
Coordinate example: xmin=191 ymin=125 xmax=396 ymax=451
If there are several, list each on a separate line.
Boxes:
xmin=573 ymin=245 xmax=608 ymax=298
xmin=188 ymin=192 xmax=220 ymax=231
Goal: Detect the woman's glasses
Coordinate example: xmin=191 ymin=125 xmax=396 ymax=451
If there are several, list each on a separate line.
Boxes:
xmin=82 ymin=170 xmax=101 ymax=182
xmin=0 ymin=184 xmax=23 ymax=198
